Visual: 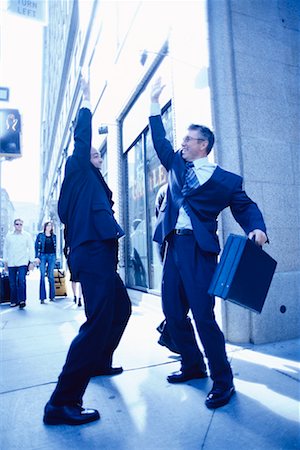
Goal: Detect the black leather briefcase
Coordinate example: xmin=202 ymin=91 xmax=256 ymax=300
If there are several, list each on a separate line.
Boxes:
xmin=208 ymin=234 xmax=277 ymax=313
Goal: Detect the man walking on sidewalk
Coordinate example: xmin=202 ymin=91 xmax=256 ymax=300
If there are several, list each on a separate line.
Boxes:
xmin=43 ymin=78 xmax=131 ymax=426
xmin=3 ymin=218 xmax=35 ymax=308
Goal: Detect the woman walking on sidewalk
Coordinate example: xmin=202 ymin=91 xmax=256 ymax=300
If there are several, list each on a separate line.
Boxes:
xmin=35 ymin=222 xmax=57 ymax=304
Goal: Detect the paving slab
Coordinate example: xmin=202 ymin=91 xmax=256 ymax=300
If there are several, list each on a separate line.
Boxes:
xmin=0 ymin=272 xmax=299 ymax=450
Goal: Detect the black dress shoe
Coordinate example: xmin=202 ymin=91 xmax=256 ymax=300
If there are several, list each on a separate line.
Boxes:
xmin=167 ymin=369 xmax=207 ymax=384
xmin=157 ymin=321 xmax=180 ymax=354
xmin=205 ymin=385 xmax=235 ymax=409
xmin=43 ymin=402 xmax=100 ymax=425
xmin=158 ymin=334 xmax=180 ymax=354
xmin=92 ymin=366 xmax=123 ymax=377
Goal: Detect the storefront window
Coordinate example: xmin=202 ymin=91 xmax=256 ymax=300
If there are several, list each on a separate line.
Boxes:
xmin=100 ymin=141 xmax=108 ymax=182
xmin=145 ymin=106 xmax=171 ymax=291
xmin=126 ymin=104 xmax=172 ymax=291
xmin=127 ymin=137 xmax=148 ymax=288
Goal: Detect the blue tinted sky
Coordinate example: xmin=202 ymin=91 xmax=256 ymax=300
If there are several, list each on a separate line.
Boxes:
xmin=0 ymin=4 xmax=43 ymax=204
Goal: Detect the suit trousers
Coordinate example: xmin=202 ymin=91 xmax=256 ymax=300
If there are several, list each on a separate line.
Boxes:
xmin=50 ymin=239 xmax=132 ymax=406
xmin=162 ymin=233 xmax=233 ymax=386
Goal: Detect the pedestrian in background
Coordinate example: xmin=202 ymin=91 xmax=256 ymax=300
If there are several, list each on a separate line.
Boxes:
xmin=155 ymin=183 xmax=168 ymax=263
xmin=3 ymin=218 xmax=35 ymax=308
xmin=70 ymin=279 xmax=83 ymax=307
xmin=149 ymin=78 xmax=268 ymax=409
xmin=43 ymin=78 xmax=131 ymax=426
xmin=35 ymin=222 xmax=57 ymax=304
xmin=63 ymin=227 xmax=82 ymax=307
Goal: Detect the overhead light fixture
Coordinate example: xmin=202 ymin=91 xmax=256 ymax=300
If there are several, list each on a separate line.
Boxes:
xmin=98 ymin=125 xmax=108 ymax=135
xmin=140 ymin=49 xmax=148 ymax=66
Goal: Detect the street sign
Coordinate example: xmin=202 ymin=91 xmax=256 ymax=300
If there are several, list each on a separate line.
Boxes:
xmin=0 ymin=109 xmax=22 ymax=158
xmin=7 ymin=0 xmax=47 ymax=24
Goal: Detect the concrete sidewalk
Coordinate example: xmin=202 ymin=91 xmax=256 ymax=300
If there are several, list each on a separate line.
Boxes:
xmin=0 ymin=271 xmax=299 ymax=449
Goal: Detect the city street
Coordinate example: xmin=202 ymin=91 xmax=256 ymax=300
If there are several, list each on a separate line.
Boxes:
xmin=0 ymin=270 xmax=299 ymax=449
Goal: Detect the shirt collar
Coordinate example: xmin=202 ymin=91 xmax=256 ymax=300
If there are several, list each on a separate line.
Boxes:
xmin=193 ymin=156 xmax=209 ymax=169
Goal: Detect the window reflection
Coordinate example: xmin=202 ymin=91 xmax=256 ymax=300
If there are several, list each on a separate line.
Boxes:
xmin=127 ymin=138 xmax=148 ymax=288
xmin=100 ymin=142 xmax=108 ymax=182
xmin=126 ymin=104 xmax=172 ymax=291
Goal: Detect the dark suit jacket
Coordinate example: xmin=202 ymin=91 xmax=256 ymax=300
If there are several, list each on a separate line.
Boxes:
xmin=58 ymin=107 xmax=123 ymax=251
xmin=150 ymin=115 xmax=267 ymax=254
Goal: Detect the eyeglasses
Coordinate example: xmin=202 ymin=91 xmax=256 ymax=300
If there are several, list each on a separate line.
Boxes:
xmin=14 ymin=223 xmax=23 ymax=226
xmin=183 ymin=136 xmax=205 ymax=143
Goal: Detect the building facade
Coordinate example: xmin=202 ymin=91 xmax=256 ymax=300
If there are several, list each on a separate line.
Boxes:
xmin=0 ymin=187 xmax=14 ymax=256
xmin=39 ymin=0 xmax=300 ymax=344
xmin=13 ymin=201 xmax=39 ymax=237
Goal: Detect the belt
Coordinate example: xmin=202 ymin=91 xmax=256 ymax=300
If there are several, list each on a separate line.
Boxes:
xmin=173 ymin=229 xmax=193 ymax=235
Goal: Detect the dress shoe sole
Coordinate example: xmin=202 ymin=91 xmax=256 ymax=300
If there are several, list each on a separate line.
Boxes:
xmin=167 ymin=372 xmax=208 ymax=384
xmin=43 ymin=411 xmax=100 ymax=425
xmin=205 ymin=387 xmax=235 ymax=409
xmin=92 ymin=368 xmax=123 ymax=377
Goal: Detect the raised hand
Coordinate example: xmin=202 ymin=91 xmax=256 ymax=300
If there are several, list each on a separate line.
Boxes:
xmin=81 ymin=77 xmax=90 ymax=101
xmin=151 ymin=77 xmax=165 ymax=103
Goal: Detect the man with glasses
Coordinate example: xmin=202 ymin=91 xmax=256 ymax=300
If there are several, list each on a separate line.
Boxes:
xmin=149 ymin=78 xmax=268 ymax=409
xmin=3 ymin=219 xmax=35 ymax=308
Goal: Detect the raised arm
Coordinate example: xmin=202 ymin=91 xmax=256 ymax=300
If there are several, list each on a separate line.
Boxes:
xmin=149 ymin=78 xmax=176 ymax=171
xmin=72 ymin=78 xmax=92 ymax=166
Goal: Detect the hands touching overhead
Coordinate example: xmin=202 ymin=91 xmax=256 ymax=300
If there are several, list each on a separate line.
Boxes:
xmin=81 ymin=77 xmax=90 ymax=102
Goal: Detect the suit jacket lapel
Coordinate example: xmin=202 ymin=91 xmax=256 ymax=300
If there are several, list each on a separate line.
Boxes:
xmin=188 ymin=165 xmax=222 ymax=196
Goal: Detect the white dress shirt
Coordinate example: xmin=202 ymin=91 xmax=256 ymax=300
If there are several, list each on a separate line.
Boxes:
xmin=3 ymin=231 xmax=35 ymax=267
xmin=176 ymin=157 xmax=217 ymax=229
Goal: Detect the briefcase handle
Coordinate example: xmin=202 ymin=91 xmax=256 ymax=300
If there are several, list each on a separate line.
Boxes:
xmin=251 ymin=235 xmax=262 ymax=248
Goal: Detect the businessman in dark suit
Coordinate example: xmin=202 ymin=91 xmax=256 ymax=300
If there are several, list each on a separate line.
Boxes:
xmin=150 ymin=78 xmax=267 ymax=409
xmin=155 ymin=183 xmax=200 ymax=357
xmin=43 ymin=79 xmax=131 ymax=425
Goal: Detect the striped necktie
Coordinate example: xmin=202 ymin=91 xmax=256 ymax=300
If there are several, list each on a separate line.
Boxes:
xmin=182 ymin=161 xmax=200 ymax=196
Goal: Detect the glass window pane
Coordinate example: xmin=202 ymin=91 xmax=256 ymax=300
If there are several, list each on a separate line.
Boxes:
xmin=145 ymin=105 xmax=172 ymax=291
xmin=127 ymin=138 xmax=148 ymax=289
xmin=100 ymin=142 xmax=108 ymax=182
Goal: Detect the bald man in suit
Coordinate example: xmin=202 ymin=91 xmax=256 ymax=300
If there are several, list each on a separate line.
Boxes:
xmin=43 ymin=79 xmax=131 ymax=425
